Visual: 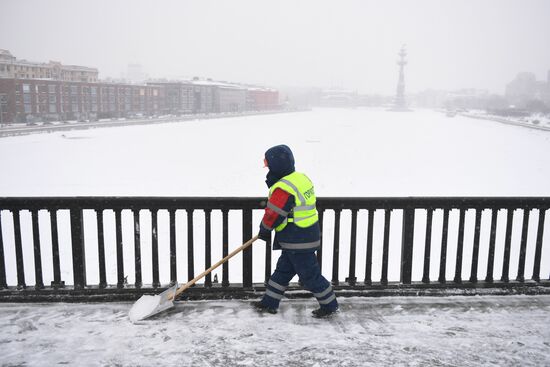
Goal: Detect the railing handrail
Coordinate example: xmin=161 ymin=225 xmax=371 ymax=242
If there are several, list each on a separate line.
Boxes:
xmin=1 ymin=196 xmax=549 ymax=210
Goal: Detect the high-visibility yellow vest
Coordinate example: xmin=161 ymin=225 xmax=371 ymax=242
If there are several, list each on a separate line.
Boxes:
xmin=269 ymin=171 xmax=318 ymax=232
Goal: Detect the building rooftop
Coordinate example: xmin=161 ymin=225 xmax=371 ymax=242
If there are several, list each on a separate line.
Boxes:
xmin=0 ymin=49 xmax=15 ymax=57
xmin=0 ymin=50 xmax=97 ymax=74
xmin=191 ymin=79 xmax=245 ymax=89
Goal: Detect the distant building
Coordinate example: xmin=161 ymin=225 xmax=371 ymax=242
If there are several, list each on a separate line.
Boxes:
xmin=0 ymin=49 xmax=15 ymax=63
xmin=147 ymin=80 xmax=194 ymax=114
xmin=247 ymin=87 xmax=279 ymax=111
xmin=0 ymin=78 xmax=162 ymax=123
xmin=214 ymin=82 xmax=247 ymax=113
xmin=412 ymin=88 xmax=509 ymax=112
xmin=277 ymin=87 xmax=321 ymax=108
xmin=188 ymin=79 xmax=278 ymax=113
xmin=0 ymin=77 xmax=279 ymax=123
xmin=505 ymin=72 xmax=537 ymax=105
xmin=0 ymin=49 xmax=98 ymax=83
xmin=446 ymin=89 xmax=490 ymax=110
xmin=188 ymin=79 xmax=218 ymax=113
xmin=413 ymin=89 xmax=449 ymax=109
xmin=356 ymin=94 xmax=392 ymax=107
xmin=505 ymin=72 xmax=547 ymax=108
xmin=319 ymin=89 xmax=358 ymax=107
xmin=0 ymin=51 xmax=279 ymax=123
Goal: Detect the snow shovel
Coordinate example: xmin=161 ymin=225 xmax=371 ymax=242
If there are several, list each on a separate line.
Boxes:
xmin=129 ymin=235 xmax=259 ymax=322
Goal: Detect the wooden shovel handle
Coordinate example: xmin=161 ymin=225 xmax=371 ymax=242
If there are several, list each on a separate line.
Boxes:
xmin=170 ymin=235 xmax=259 ymax=300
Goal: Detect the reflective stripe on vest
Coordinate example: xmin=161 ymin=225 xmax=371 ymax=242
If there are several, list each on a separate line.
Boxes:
xmin=267 ymin=202 xmax=288 ymax=217
xmin=269 ymin=172 xmax=318 ymax=232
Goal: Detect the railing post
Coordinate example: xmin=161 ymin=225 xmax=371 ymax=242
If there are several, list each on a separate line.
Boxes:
xmin=332 ymin=209 xmax=342 ymax=285
xmin=13 ymin=210 xmax=26 ymax=289
xmin=532 ymin=208 xmax=546 ymax=282
xmin=453 ymin=208 xmax=466 ymax=284
xmin=187 ymin=209 xmax=195 ymax=283
xmin=381 ymin=209 xmax=391 ymax=286
xmin=438 ymin=208 xmax=450 ymax=284
xmin=221 ymin=209 xmax=229 ymax=287
xmin=242 ymin=209 xmax=253 ymax=289
xmin=96 ymin=209 xmax=107 ymax=289
xmin=516 ymin=208 xmax=530 ymax=282
xmin=264 ymin=235 xmax=272 ymax=285
xmin=0 ymin=211 xmax=7 ymax=289
xmin=262 ymin=198 xmax=272 ymax=285
xmin=133 ymin=209 xmax=142 ymax=288
xmin=204 ymin=209 xmax=212 ymax=288
xmin=70 ymin=208 xmax=86 ymax=290
xmin=317 ymin=209 xmax=324 ymax=272
xmin=501 ymin=208 xmax=514 ymax=282
xmin=364 ymin=208 xmax=374 ymax=286
xmin=114 ymin=209 xmax=124 ymax=288
xmin=401 ymin=208 xmax=415 ymax=285
xmin=31 ymin=209 xmax=44 ymax=289
xmin=422 ymin=208 xmax=433 ymax=284
xmin=485 ymin=208 xmax=498 ymax=283
xmin=346 ymin=209 xmax=358 ymax=285
xmin=469 ymin=208 xmax=482 ymax=283
xmin=49 ymin=209 xmax=63 ymax=288
xmin=169 ymin=209 xmax=177 ymax=286
xmin=151 ymin=209 xmax=160 ymax=288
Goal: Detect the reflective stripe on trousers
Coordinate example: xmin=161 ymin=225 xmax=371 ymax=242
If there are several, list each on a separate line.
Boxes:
xmin=314 ymin=285 xmax=337 ymax=305
xmin=264 ymin=279 xmax=288 ymax=302
xmin=265 ymin=289 xmax=283 ymax=300
xmin=261 ymin=250 xmax=338 ymax=311
xmin=279 ymin=240 xmax=320 ymax=250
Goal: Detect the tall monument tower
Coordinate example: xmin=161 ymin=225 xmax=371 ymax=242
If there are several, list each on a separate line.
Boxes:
xmin=391 ymin=45 xmax=410 ymax=111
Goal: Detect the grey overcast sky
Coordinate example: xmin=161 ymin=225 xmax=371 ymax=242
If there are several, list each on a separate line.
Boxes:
xmin=1 ymin=0 xmax=549 ymax=94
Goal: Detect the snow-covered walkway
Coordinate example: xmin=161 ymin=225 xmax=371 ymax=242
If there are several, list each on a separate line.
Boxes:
xmin=2 ymin=295 xmax=550 ymax=366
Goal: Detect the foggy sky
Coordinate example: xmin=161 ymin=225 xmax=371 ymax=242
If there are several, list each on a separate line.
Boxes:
xmin=1 ymin=0 xmax=549 ymax=94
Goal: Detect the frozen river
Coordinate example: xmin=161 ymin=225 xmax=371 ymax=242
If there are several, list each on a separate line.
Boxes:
xmin=0 ymin=108 xmax=549 ymax=287
xmin=1 ymin=108 xmax=549 ymax=197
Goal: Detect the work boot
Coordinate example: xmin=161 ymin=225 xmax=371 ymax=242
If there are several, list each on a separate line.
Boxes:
xmin=311 ymin=308 xmax=338 ymax=318
xmin=252 ymin=301 xmax=277 ymax=314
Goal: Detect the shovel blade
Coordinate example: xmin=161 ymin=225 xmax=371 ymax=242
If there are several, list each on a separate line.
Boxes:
xmin=129 ymin=284 xmax=178 ymax=322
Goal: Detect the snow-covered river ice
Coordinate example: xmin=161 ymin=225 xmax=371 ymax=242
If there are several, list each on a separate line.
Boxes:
xmin=2 ymin=108 xmax=550 ymax=198
xmin=1 ymin=108 xmax=549 ymax=287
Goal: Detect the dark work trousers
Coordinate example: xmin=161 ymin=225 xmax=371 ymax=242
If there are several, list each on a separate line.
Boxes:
xmin=261 ymin=250 xmax=338 ymax=311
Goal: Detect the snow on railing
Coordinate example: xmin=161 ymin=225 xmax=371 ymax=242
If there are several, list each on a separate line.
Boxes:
xmin=0 ymin=197 xmax=549 ymax=301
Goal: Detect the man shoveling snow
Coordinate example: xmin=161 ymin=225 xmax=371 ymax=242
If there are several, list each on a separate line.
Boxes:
xmin=253 ymin=145 xmax=339 ymax=318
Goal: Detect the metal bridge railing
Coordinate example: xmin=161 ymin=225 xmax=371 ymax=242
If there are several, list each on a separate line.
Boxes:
xmin=0 ymin=197 xmax=549 ymax=301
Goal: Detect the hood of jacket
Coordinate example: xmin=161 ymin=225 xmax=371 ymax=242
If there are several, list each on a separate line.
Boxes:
xmin=264 ymin=144 xmax=295 ymax=188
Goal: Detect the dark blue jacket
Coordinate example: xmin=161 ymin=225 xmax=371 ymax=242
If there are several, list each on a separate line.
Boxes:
xmin=259 ymin=145 xmax=320 ymax=253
